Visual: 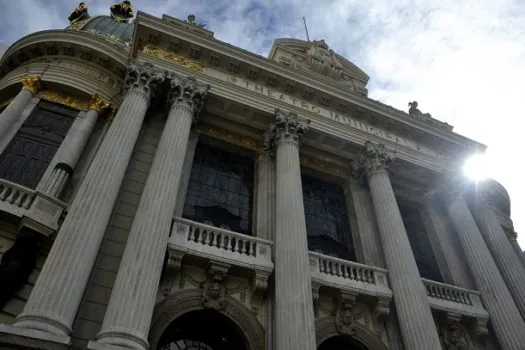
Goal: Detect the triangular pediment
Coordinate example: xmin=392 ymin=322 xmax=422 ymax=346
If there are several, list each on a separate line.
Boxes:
xmin=268 ymin=38 xmax=369 ymax=95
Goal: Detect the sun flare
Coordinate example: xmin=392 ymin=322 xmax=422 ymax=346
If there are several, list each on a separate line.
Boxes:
xmin=463 ymin=154 xmax=489 ymax=181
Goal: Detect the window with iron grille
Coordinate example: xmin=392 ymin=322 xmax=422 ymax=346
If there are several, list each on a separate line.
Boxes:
xmin=0 ymin=100 xmax=76 ymax=189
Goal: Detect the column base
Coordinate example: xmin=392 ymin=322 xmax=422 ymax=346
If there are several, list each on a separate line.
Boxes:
xmin=88 ymin=340 xmax=139 ymax=350
xmin=0 ymin=323 xmax=70 ymax=350
xmin=93 ymin=330 xmax=148 ymax=350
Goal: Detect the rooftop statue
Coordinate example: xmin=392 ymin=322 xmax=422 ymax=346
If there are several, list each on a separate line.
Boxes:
xmin=306 ymin=39 xmax=344 ymax=80
xmin=110 ymin=0 xmax=134 ymax=23
xmin=408 ymin=101 xmax=432 ymax=118
xmin=68 ymin=2 xmax=90 ymax=24
xmin=184 ymin=14 xmax=207 ymax=28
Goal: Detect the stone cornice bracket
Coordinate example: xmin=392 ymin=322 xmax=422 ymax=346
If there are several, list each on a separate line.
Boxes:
xmin=251 ymin=270 xmax=270 ymax=314
xmin=167 ymin=74 xmax=210 ymax=121
xmin=123 ymin=62 xmax=167 ymax=100
xmin=334 ymin=290 xmax=358 ymax=336
xmin=89 ymin=93 xmax=110 ymax=113
xmin=201 ymin=262 xmax=230 ymax=310
xmin=20 ymin=74 xmax=41 ymax=94
xmin=352 ymin=141 xmax=395 ymax=179
xmin=374 ymin=296 xmax=390 ymax=323
xmin=161 ymin=250 xmax=184 ymax=297
xmin=312 ymin=282 xmax=322 ymax=318
xmin=264 ymin=108 xmax=310 ymax=151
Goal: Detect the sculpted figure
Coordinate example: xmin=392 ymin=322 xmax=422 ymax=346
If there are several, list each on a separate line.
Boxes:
xmin=68 ymin=2 xmax=90 ymax=24
xmin=408 ymin=101 xmax=432 ymax=118
xmin=306 ymin=39 xmax=343 ymax=79
xmin=110 ymin=1 xmax=134 ymax=22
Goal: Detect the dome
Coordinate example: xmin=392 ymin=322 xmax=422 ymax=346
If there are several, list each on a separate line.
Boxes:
xmin=478 ymin=179 xmax=511 ymax=216
xmin=74 ymin=15 xmax=134 ymax=46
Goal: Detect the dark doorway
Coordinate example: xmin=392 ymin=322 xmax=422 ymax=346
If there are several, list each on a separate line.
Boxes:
xmin=157 ymin=309 xmax=247 ymax=350
xmin=318 ymin=335 xmax=368 ymax=350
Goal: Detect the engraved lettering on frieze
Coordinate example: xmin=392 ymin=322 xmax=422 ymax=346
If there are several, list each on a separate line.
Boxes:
xmin=35 ymin=58 xmax=119 ymax=88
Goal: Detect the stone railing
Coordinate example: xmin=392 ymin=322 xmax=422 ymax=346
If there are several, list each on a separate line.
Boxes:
xmin=0 ymin=178 xmax=67 ymax=236
xmin=422 ymin=278 xmax=489 ymax=320
xmin=309 ymin=251 xmax=392 ymax=300
xmin=169 ymin=217 xmax=274 ymax=270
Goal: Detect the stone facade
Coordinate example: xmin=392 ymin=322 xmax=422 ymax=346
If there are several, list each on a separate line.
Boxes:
xmin=0 ymin=6 xmax=521 ymax=350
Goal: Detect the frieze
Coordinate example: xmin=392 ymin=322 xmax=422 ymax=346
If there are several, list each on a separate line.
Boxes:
xmin=142 ymin=45 xmax=205 ymax=72
xmin=197 ymin=124 xmax=258 ymax=150
xmin=206 ymin=70 xmax=444 ymax=160
xmin=37 ymin=90 xmax=89 ymax=111
xmin=34 ymin=58 xmax=120 ymax=89
xmin=300 ymin=154 xmax=352 ymax=178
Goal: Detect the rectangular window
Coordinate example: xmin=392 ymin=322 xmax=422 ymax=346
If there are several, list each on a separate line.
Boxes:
xmin=398 ymin=200 xmax=443 ymax=282
xmin=302 ymin=173 xmax=355 ymax=261
xmin=0 ymin=101 xmax=76 ymax=189
xmin=183 ymin=142 xmax=254 ymax=235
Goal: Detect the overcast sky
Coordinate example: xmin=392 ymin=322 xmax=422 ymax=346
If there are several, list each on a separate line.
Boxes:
xmin=0 ymin=0 xmax=523 ymax=248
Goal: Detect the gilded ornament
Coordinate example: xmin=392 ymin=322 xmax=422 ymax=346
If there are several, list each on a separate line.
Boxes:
xmin=142 ymin=45 xmax=205 ymax=72
xmin=37 ymin=90 xmax=89 ymax=111
xmin=197 ymin=124 xmax=257 ymax=150
xmin=89 ymin=94 xmax=110 ymax=113
xmin=20 ymin=75 xmax=41 ymax=94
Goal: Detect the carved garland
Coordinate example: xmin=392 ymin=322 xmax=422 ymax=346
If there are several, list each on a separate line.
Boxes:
xmin=37 ymin=90 xmax=90 ymax=111
xmin=142 ymin=45 xmax=206 ymax=72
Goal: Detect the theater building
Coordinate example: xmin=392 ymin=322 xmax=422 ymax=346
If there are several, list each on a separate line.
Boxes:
xmin=0 ymin=2 xmax=524 ymax=350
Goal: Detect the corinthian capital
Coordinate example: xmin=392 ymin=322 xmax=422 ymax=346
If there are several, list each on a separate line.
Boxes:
xmin=352 ymin=141 xmax=395 ymax=179
xmin=123 ymin=62 xmax=167 ymax=100
xmin=264 ymin=109 xmax=310 ymax=150
xmin=21 ymin=75 xmax=41 ymax=94
xmin=167 ymin=75 xmax=210 ymax=120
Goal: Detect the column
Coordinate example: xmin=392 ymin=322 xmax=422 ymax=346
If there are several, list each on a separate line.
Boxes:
xmin=255 ymin=149 xmax=275 ymax=241
xmin=508 ymin=231 xmax=525 ymax=268
xmin=12 ymin=63 xmax=165 ymax=337
xmin=93 ymin=76 xmax=209 ymax=350
xmin=472 ymin=188 xmax=525 ymax=319
xmin=174 ymin=130 xmax=199 ymax=216
xmin=39 ymin=94 xmax=109 ymax=198
xmin=442 ymin=180 xmax=525 ymax=349
xmin=0 ymin=75 xmax=41 ymax=143
xmin=353 ymin=141 xmax=441 ymax=350
xmin=266 ymin=109 xmax=316 ymax=350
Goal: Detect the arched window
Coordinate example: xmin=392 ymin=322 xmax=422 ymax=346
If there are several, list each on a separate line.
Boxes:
xmin=157 ymin=310 xmax=247 ymax=350
xmin=302 ymin=173 xmax=355 ymax=260
xmin=183 ymin=143 xmax=254 ymax=235
xmin=318 ymin=335 xmax=368 ymax=350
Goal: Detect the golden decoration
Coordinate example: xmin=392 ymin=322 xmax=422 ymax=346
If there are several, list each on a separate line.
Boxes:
xmin=89 ymin=94 xmax=110 ymax=113
xmin=300 ymin=154 xmax=352 ymax=179
xmin=37 ymin=90 xmax=89 ymax=111
xmin=20 ymin=75 xmax=42 ymax=94
xmin=197 ymin=124 xmax=257 ymax=151
xmin=70 ymin=18 xmax=89 ymax=30
xmin=142 ymin=45 xmax=205 ymax=72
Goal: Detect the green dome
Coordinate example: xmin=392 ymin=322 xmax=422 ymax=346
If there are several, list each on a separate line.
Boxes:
xmin=77 ymin=15 xmax=134 ymax=46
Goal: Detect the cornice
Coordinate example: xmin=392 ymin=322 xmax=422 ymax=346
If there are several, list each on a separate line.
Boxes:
xmin=0 ymin=30 xmax=129 ymax=77
xmin=134 ymin=11 xmax=485 ymax=153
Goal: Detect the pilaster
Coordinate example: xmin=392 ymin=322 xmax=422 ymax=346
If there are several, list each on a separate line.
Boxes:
xmin=266 ymin=109 xmax=316 ymax=350
xmin=92 ymin=75 xmax=209 ymax=350
xmin=2 ymin=63 xmax=164 ymax=346
xmin=353 ymin=141 xmax=442 ymax=350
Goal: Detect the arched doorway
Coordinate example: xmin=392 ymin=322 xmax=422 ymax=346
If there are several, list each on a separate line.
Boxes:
xmin=157 ymin=309 xmax=247 ymax=350
xmin=318 ymin=335 xmax=368 ymax=350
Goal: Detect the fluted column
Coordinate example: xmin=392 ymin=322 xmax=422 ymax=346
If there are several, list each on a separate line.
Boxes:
xmin=93 ymin=76 xmax=209 ymax=350
xmin=442 ymin=182 xmax=525 ymax=349
xmin=508 ymin=231 xmax=525 ymax=268
xmin=0 ymin=75 xmax=41 ymax=143
xmin=265 ymin=109 xmax=316 ymax=350
xmin=472 ymin=190 xmax=525 ymax=319
xmin=353 ymin=141 xmax=441 ymax=350
xmin=13 ymin=63 xmax=165 ymax=337
xmin=174 ymin=130 xmax=199 ymax=216
xmin=40 ymin=94 xmax=110 ymax=198
xmin=255 ymin=149 xmax=275 ymax=241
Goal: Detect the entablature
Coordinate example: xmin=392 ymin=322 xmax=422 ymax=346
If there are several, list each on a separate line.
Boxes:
xmin=132 ymin=11 xmax=485 ymax=165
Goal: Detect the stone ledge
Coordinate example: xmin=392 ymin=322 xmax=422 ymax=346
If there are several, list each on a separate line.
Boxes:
xmin=0 ymin=324 xmax=70 ymax=350
xmin=87 ymin=340 xmax=134 ymax=350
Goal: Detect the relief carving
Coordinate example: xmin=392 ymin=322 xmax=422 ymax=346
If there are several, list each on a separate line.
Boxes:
xmin=334 ymin=291 xmax=358 ymax=336
xmin=438 ymin=314 xmax=476 ymax=350
xmin=306 ymin=40 xmax=344 ymax=80
xmin=201 ymin=262 xmax=230 ymax=310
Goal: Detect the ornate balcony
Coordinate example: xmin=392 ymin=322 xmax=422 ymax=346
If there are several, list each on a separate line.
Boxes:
xmin=309 ymin=251 xmax=392 ymax=318
xmin=0 ymin=178 xmax=66 ymax=236
xmin=165 ymin=217 xmax=274 ymax=312
xmin=423 ymin=278 xmax=489 ymax=322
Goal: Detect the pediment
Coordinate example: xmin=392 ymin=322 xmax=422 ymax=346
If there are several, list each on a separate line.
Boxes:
xmin=268 ymin=38 xmax=369 ymax=95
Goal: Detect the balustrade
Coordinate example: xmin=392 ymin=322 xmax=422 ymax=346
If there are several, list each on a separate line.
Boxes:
xmin=0 ymin=179 xmax=36 ymax=214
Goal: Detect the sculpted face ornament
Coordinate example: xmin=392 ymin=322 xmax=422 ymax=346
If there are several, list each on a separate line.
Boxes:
xmin=335 ymin=297 xmax=356 ymax=335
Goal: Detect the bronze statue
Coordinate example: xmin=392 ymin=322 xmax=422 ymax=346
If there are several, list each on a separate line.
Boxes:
xmin=68 ymin=2 xmax=90 ymax=24
xmin=110 ymin=0 xmax=134 ymax=22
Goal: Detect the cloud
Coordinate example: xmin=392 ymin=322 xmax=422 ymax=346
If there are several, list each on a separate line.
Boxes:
xmin=0 ymin=0 xmax=524 ymax=249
